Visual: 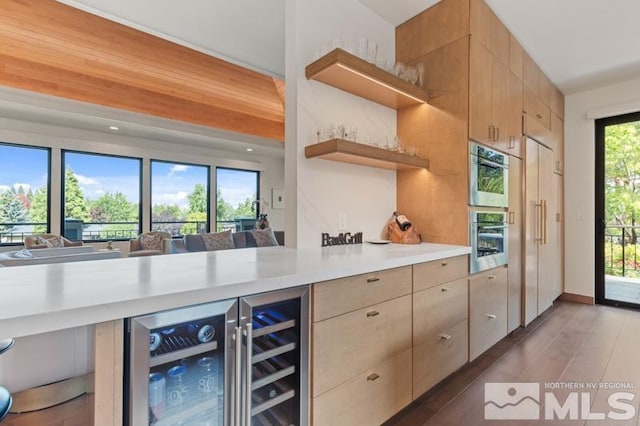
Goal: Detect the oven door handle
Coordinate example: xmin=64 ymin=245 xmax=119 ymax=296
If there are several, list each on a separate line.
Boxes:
xmin=477 ymin=157 xmax=508 ymax=170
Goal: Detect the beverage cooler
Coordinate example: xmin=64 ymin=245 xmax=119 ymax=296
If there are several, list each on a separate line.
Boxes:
xmin=125 ymin=286 xmax=309 ymax=426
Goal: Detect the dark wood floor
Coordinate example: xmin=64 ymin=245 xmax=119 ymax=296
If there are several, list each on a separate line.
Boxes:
xmin=386 ymin=300 xmax=640 ymax=426
xmin=5 ymin=301 xmax=640 ymax=425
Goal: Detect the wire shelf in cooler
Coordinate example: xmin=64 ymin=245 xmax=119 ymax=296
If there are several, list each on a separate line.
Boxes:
xmin=253 ymin=365 xmax=296 ymax=391
xmin=251 ymin=388 xmax=296 ymax=417
xmin=253 ymin=310 xmax=296 ymax=339
xmin=252 ymin=340 xmax=296 ymax=364
xmin=252 ymin=403 xmax=295 ymax=426
xmin=150 ymin=340 xmax=218 ymax=367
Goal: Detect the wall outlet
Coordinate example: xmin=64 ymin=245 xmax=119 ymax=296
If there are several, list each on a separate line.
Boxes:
xmin=338 ymin=213 xmax=347 ymax=230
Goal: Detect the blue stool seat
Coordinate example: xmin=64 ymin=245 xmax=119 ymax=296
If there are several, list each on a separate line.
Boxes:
xmin=0 ymin=340 xmax=13 ymax=356
xmin=0 ymin=386 xmax=11 ymax=422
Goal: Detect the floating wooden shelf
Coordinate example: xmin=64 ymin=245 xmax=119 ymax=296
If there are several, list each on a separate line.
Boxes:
xmin=305 ymin=139 xmax=430 ymax=170
xmin=305 ymin=48 xmax=429 ymax=109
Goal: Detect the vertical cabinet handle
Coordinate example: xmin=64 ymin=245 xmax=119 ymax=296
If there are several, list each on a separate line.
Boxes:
xmin=489 ymin=125 xmax=494 ymax=141
xmin=535 ymin=202 xmax=543 ymax=242
xmin=495 ymin=127 xmax=500 ymax=141
xmin=508 ymin=211 xmax=515 ymax=225
xmin=367 ymin=373 xmax=380 ymax=382
xmin=243 ymin=323 xmax=253 ymax=426
xmin=234 ymin=327 xmax=242 ymax=426
xmin=542 ymin=199 xmax=548 ymax=245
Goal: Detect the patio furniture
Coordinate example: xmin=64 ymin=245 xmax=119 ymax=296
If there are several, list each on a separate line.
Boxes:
xmin=128 ymin=232 xmax=171 ymax=257
xmin=23 ymin=234 xmax=83 ymax=250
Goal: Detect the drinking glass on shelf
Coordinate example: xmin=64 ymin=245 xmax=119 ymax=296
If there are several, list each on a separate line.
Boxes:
xmin=358 ymin=37 xmax=368 ymax=60
xmin=394 ymin=62 xmax=406 ymax=80
xmin=345 ymin=126 xmax=358 ymax=142
xmin=416 ymin=63 xmax=425 ymax=87
xmin=367 ymin=42 xmax=378 ymax=64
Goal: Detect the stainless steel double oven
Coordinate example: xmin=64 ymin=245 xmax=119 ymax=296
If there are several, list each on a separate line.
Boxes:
xmin=469 ymin=142 xmax=509 ymax=273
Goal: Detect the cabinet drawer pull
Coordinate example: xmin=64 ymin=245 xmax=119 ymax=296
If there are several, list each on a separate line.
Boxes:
xmin=441 ymin=262 xmax=448 ymax=267
xmin=536 ymin=113 xmax=543 ymax=119
xmin=440 ymin=334 xmax=452 ymax=340
xmin=441 ymin=287 xmax=448 ymax=292
xmin=488 ymin=275 xmax=496 ymax=280
xmin=366 ymin=311 xmax=380 ymax=318
xmin=486 ymin=314 xmax=497 ymax=319
xmin=366 ymin=277 xmax=380 ymax=283
xmin=367 ymin=373 xmax=380 ymax=382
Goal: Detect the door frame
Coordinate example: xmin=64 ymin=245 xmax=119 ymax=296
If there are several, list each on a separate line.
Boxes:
xmin=595 ymin=111 xmax=640 ymax=307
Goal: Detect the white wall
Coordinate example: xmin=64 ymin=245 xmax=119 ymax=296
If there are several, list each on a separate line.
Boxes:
xmin=286 ymin=0 xmax=398 ymax=248
xmin=564 ymin=76 xmax=640 ymax=297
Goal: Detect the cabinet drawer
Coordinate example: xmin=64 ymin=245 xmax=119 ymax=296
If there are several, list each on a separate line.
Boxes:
xmin=413 ymin=277 xmax=468 ymax=344
xmin=469 ymin=267 xmax=508 ymax=360
xmin=313 ymin=349 xmax=412 ymax=426
xmin=413 ymin=319 xmax=468 ymax=398
xmin=523 ymin=86 xmax=550 ymax=130
xmin=313 ymin=266 xmax=412 ymax=322
xmin=312 ymin=294 xmax=412 ymax=397
xmin=413 ymin=255 xmax=468 ymax=292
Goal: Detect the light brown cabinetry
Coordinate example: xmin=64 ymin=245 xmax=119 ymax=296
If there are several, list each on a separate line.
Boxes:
xmin=312 ymin=266 xmax=411 ymax=322
xmin=470 ymin=0 xmax=509 ymax=64
xmin=412 ymin=255 xmax=469 ymax=398
xmin=413 ymin=277 xmax=468 ymax=397
xmin=469 ymin=266 xmax=508 ymax=360
xmin=551 ymin=113 xmax=564 ymax=174
xmin=312 ymin=349 xmax=412 ymax=426
xmin=413 ymin=254 xmax=468 ymax=292
xmin=523 ymin=86 xmax=551 ymax=132
xmin=509 ymin=34 xmax=524 ymax=80
xmin=508 ymin=156 xmax=523 ymax=332
xmin=524 ymin=137 xmax=558 ymax=324
xmin=469 ymin=38 xmax=521 ymax=157
xmin=311 ymin=269 xmax=412 ymax=425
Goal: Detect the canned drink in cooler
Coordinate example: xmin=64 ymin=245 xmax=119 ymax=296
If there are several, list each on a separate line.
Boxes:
xmin=167 ymin=365 xmax=189 ymax=406
xmin=149 ymin=372 xmax=166 ymax=419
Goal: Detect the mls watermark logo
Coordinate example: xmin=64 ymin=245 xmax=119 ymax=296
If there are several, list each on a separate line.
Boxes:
xmin=485 ymin=382 xmax=637 ymax=421
xmin=485 ymin=383 xmax=540 ymax=420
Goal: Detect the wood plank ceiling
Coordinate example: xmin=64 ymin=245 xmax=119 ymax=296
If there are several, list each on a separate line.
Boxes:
xmin=0 ymin=0 xmax=285 ymax=141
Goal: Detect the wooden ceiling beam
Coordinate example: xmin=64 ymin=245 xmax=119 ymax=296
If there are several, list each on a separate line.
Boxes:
xmin=0 ymin=0 xmax=284 ymax=141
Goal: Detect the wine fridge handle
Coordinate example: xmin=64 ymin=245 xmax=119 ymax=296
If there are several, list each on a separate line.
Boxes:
xmin=244 ymin=323 xmax=253 ymax=426
xmin=234 ymin=326 xmax=242 ymax=426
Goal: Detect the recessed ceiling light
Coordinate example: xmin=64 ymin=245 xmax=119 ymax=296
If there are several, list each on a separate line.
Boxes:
xmin=109 ymin=126 xmax=119 ymax=131
xmin=246 ymin=148 xmax=254 ymax=152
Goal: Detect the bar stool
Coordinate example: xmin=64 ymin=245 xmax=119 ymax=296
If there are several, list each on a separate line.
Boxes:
xmin=0 ymin=338 xmax=14 ymax=422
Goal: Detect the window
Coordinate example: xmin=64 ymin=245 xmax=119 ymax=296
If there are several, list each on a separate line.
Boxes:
xmin=62 ymin=151 xmax=141 ymax=241
xmin=216 ymin=168 xmax=259 ymax=231
xmin=151 ymin=160 xmax=210 ymax=236
xmin=0 ymin=143 xmax=50 ymax=244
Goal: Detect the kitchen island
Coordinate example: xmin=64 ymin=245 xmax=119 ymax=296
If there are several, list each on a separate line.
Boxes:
xmin=0 ymin=242 xmax=470 ymax=425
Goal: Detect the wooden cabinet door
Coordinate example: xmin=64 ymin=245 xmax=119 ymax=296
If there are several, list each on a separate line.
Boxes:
xmin=537 ymin=144 xmax=555 ymax=315
xmin=491 ymin=58 xmax=510 ymax=149
xmin=508 ymin=156 xmax=523 ymax=333
xmin=494 ymin=70 xmax=523 ymax=158
xmin=469 ymin=39 xmax=493 ymax=144
xmin=522 ymin=51 xmax=539 ymax=95
xmin=470 ymin=0 xmax=508 ymax=64
xmin=551 ymin=113 xmax=564 ymax=175
xmin=551 ymin=86 xmax=565 ymax=120
xmin=469 ymin=267 xmax=508 ymax=360
xmin=509 ymin=34 xmax=524 ymax=80
xmin=524 ymin=137 xmax=539 ymax=326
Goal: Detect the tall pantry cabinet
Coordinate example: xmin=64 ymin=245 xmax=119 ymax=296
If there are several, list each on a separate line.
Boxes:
xmin=396 ymin=0 xmax=564 ymax=330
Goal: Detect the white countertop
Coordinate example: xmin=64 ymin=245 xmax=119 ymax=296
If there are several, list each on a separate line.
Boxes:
xmin=0 ymin=242 xmax=470 ymax=340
